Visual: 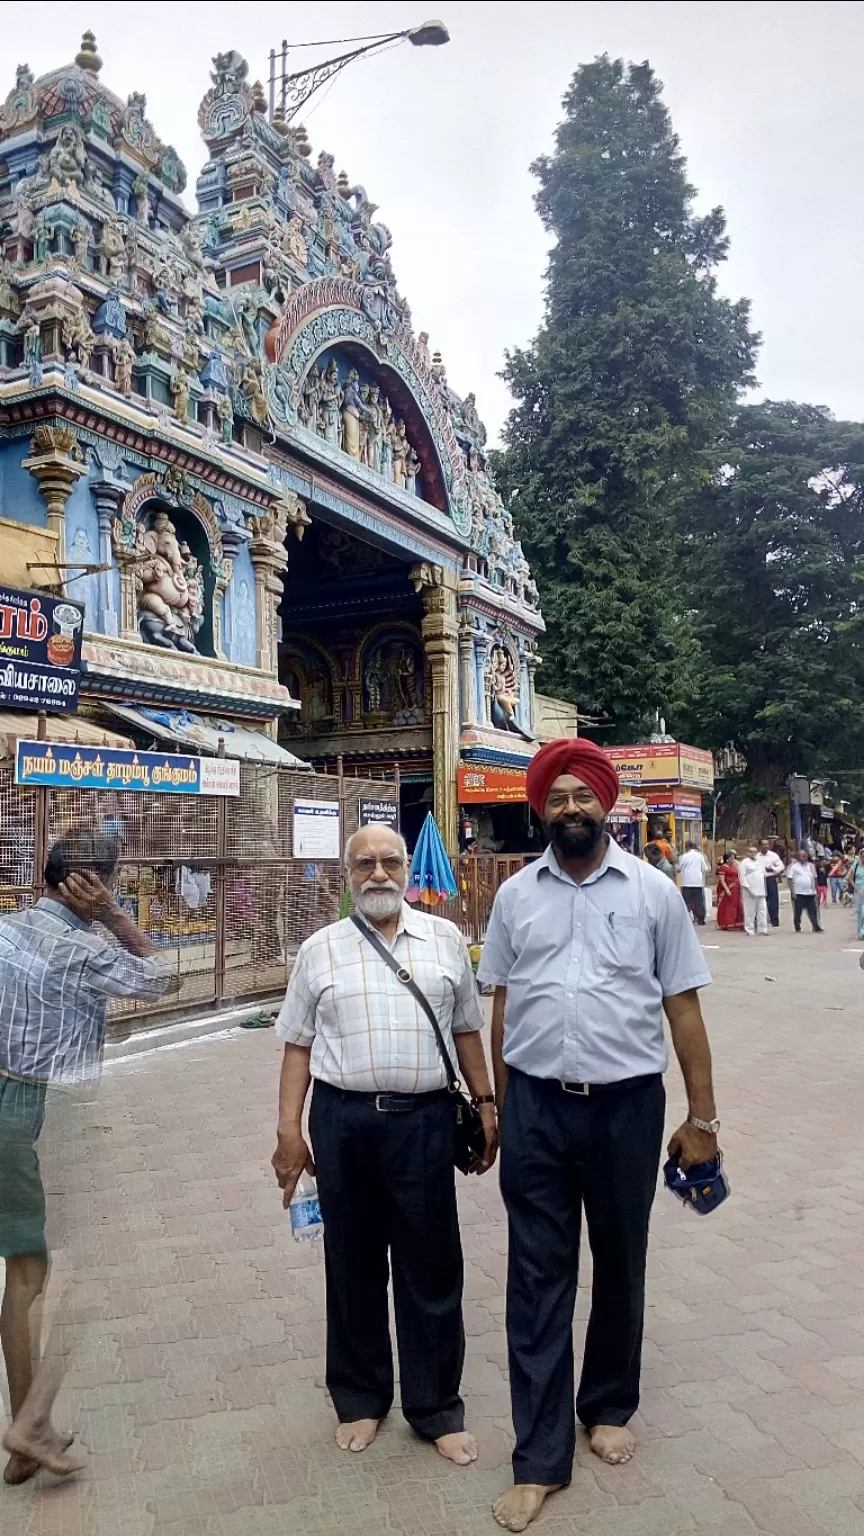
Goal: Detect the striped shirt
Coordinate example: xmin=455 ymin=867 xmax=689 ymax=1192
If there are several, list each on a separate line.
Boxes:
xmin=0 ymin=898 xmax=170 ymax=1085
xmin=275 ymin=906 xmax=484 ymax=1092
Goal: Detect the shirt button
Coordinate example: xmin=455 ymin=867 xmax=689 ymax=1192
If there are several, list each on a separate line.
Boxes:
xmin=576 ymin=921 xmax=582 ymax=928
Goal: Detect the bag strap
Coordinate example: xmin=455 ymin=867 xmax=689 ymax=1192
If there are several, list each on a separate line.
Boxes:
xmin=350 ymin=914 xmax=460 ymax=1092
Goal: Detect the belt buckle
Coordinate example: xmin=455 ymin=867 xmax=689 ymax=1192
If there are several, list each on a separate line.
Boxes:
xmin=561 ymin=1080 xmax=590 ymax=1096
xmin=375 ymin=1093 xmax=388 ymax=1112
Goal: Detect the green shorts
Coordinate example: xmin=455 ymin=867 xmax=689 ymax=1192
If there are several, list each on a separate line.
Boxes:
xmin=0 ymin=1075 xmax=47 ymax=1259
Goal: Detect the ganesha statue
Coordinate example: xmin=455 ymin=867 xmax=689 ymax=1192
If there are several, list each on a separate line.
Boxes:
xmin=132 ymin=511 xmax=205 ymax=652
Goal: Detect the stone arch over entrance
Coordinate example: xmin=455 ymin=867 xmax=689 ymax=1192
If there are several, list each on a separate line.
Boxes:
xmin=265 ymin=278 xmax=470 ymax=532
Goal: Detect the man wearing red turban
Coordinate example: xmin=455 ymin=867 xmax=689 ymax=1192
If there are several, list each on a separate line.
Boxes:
xmin=479 ymin=738 xmax=720 ymax=1533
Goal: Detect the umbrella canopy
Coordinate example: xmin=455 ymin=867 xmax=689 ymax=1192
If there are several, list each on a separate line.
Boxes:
xmin=406 ymin=811 xmax=458 ymax=906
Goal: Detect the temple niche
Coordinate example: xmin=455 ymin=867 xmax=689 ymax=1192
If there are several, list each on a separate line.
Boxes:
xmin=298 ymin=352 xmax=424 ymax=497
xmin=362 ymin=633 xmax=425 ymax=726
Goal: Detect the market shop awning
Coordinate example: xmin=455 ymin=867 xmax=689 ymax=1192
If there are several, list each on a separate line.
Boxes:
xmin=0 ymin=711 xmax=134 ymax=758
xmin=102 ymin=704 xmax=311 ymax=769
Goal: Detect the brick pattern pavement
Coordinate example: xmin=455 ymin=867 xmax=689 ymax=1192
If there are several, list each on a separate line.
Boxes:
xmin=5 ymin=901 xmax=864 ymax=1534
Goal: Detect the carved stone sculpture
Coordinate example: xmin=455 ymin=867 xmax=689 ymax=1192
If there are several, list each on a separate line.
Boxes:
xmin=45 ymin=124 xmax=88 ymax=187
xmin=113 ymin=336 xmax=135 ymax=396
xmin=133 ymin=512 xmax=203 ymax=652
xmin=170 ymin=366 xmax=192 ymax=422
xmin=62 ymin=308 xmax=94 ymax=370
xmin=217 ymin=391 xmax=234 ymax=444
xmin=97 ymin=217 xmax=127 ymax=282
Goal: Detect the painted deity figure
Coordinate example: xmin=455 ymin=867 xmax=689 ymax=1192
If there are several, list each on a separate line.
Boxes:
xmin=97 ymin=217 xmax=127 ymax=282
xmin=341 ymin=369 xmax=363 ymax=460
xmin=217 ymin=391 xmax=234 ymax=445
xmin=46 ymin=124 xmax=87 ymax=187
xmin=364 ymin=384 xmax=384 ymax=472
xmin=62 ymin=308 xmax=93 ymax=370
xmin=396 ymin=646 xmax=420 ymax=711
xmin=357 ymin=385 xmax=370 ymax=465
xmin=135 ymin=512 xmax=201 ymax=651
xmin=113 ymin=336 xmax=135 ymax=396
xmin=318 ymin=360 xmax=343 ymax=447
xmin=379 ymin=398 xmax=393 ymax=480
xmin=299 ymin=364 xmax=322 ymax=431
xmin=405 ymin=446 xmax=421 ymax=496
xmin=390 ymin=419 xmax=409 ymax=488
xmin=237 ymin=357 xmax=269 ymax=424
xmin=20 ymin=313 xmax=41 ymax=365
xmin=71 ymin=219 xmax=89 ymax=268
xmin=365 ymin=650 xmax=385 ymax=713
xmin=132 ymin=173 xmax=150 ymax=226
xmin=170 ymin=367 xmax=192 ymax=422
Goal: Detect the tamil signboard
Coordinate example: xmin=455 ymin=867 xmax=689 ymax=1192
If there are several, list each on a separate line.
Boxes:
xmin=457 ymin=765 xmax=527 ymax=804
xmin=293 ymin=798 xmax=340 ymax=859
xmin=606 ymin=742 xmax=714 ymax=791
xmin=359 ymin=797 xmax=399 ymax=830
xmin=0 ymin=586 xmax=84 ymax=713
xmin=14 ymin=741 xmax=240 ymax=796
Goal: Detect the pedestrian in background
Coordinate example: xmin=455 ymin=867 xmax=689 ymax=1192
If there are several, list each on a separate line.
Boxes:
xmin=828 ymin=852 xmax=848 ymax=905
xmin=677 ymin=842 xmax=710 ymax=925
xmin=849 ymin=851 xmax=864 ymax=939
xmin=739 ymin=847 xmax=769 ymax=935
xmin=815 ymin=860 xmax=829 ymax=909
xmin=715 ymin=851 xmax=744 ymax=931
xmin=757 ymin=840 xmax=785 ymax=929
xmin=644 ymin=843 xmax=676 ymax=881
xmin=787 ymin=849 xmax=822 ymax=934
xmin=0 ymin=832 xmax=172 ymax=1487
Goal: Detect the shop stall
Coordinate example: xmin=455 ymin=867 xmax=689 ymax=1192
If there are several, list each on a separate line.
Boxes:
xmin=605 ymin=743 xmax=714 ymax=853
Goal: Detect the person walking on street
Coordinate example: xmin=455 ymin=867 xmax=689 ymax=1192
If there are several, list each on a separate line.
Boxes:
xmin=787 ymin=849 xmax=822 ymax=933
xmin=828 ymin=852 xmax=848 ymax=905
xmin=677 ymin=842 xmax=710 ymax=925
xmin=477 ymin=739 xmax=718 ymax=1533
xmin=0 ymin=832 xmax=172 ymax=1487
xmin=815 ymin=860 xmax=829 ymax=909
xmin=644 ymin=842 xmax=676 ymax=881
xmin=757 ymin=840 xmax=785 ymax=928
xmin=271 ymin=825 xmax=497 ymax=1466
xmin=849 ymin=851 xmax=864 ymax=938
xmin=739 ymin=847 xmax=769 ymax=935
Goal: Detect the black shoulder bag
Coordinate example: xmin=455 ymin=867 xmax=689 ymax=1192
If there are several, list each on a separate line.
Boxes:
xmin=350 ymin=914 xmax=487 ymax=1173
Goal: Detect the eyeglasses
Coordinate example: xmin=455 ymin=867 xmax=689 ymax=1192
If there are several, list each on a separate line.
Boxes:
xmin=545 ymin=790 xmax=599 ymax=812
xmin=350 ymin=855 xmax=406 ymax=877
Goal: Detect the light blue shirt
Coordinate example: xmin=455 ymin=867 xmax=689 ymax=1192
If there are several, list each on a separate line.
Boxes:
xmin=477 ymin=838 xmax=712 ymax=1084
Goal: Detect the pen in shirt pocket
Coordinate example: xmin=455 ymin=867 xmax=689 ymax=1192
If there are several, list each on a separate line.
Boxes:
xmin=607 ymin=912 xmax=615 ymax=929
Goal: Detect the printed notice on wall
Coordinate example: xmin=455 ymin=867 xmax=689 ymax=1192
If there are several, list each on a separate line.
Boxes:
xmin=199 ymin=758 xmax=241 ymax=797
xmin=293 ymin=799 xmax=340 ymax=859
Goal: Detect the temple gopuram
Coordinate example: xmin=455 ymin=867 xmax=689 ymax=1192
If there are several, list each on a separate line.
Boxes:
xmin=0 ymin=33 xmax=544 ymax=855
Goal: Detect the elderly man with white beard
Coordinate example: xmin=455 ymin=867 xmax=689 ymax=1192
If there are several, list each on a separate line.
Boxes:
xmin=272 ymin=824 xmax=497 ymax=1465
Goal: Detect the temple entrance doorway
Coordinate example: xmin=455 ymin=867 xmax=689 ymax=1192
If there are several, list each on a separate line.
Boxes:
xmin=277 ymin=518 xmax=433 ymax=839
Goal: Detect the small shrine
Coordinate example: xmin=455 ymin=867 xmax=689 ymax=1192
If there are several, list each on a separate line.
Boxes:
xmin=0 ymin=34 xmax=544 ymax=849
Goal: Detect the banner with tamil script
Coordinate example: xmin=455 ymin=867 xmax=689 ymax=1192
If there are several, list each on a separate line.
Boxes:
xmin=0 ymin=586 xmax=84 ymax=713
xmin=14 ymin=741 xmax=240 ymax=797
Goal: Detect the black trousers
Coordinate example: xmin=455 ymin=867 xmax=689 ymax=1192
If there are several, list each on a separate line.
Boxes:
xmin=793 ymin=894 xmax=821 ymax=932
xmin=682 ymin=886 xmax=706 ymax=924
xmin=309 ymin=1080 xmax=465 ymax=1439
xmin=765 ymin=875 xmax=780 ymax=927
xmin=500 ymin=1068 xmax=665 ymax=1487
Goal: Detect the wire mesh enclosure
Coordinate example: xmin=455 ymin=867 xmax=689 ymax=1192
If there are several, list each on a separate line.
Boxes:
xmin=0 ymin=762 xmax=397 ymax=1033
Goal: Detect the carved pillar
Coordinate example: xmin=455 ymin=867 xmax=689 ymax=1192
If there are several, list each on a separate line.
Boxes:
xmin=526 ymin=643 xmax=540 ymax=738
xmin=90 ymin=473 xmax=125 ymax=636
xmin=473 ymin=632 xmax=491 ymax=727
xmin=458 ymin=610 xmax=477 ymax=728
xmin=22 ymin=425 xmax=87 ymax=592
xmin=248 ymin=490 xmax=308 ymax=677
xmin=412 ymin=563 xmax=460 ymax=856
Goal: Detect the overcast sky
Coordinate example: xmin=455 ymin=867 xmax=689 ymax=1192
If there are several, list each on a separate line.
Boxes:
xmin=5 ymin=1 xmax=863 ymax=442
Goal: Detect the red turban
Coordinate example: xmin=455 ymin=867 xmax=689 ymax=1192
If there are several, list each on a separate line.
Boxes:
xmin=525 ymin=738 xmax=620 ymax=819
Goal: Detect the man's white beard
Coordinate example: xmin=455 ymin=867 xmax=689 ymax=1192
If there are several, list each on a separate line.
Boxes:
xmin=354 ymin=880 xmax=406 ymax=920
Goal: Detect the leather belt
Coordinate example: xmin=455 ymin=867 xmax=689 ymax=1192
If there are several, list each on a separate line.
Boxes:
xmin=560 ymin=1073 xmax=657 ymax=1096
xmin=328 ymin=1086 xmax=450 ymax=1113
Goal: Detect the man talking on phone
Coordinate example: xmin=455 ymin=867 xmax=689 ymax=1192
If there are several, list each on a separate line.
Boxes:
xmin=0 ymin=830 xmax=173 ymax=1486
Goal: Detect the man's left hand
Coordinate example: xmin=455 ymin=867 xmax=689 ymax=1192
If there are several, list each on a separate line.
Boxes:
xmin=667 ymin=1121 xmax=718 ymax=1170
xmin=470 ymin=1103 xmax=499 ymax=1175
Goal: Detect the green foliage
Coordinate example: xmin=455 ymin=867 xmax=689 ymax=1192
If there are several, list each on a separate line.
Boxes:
xmin=681 ymin=401 xmax=864 ymax=785
xmin=495 ymin=55 xmax=758 ymax=737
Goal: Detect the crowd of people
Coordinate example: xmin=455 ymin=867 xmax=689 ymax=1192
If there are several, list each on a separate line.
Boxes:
xmin=642 ymin=833 xmax=864 ymax=937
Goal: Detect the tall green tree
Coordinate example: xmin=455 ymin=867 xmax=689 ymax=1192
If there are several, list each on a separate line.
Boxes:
xmin=681 ymin=400 xmax=864 ymax=798
xmin=494 ymin=56 xmax=758 ymax=736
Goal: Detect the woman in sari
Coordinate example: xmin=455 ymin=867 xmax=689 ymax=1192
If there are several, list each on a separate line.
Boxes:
xmin=716 ymin=849 xmax=745 ymax=931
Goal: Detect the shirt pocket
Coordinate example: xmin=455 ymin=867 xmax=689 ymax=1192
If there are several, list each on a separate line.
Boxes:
xmin=597 ymin=913 xmax=653 ymax=976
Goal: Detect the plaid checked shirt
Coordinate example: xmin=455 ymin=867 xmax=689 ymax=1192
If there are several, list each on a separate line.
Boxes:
xmin=0 ymin=897 xmax=170 ymax=1085
xmin=276 ymin=906 xmax=484 ymax=1092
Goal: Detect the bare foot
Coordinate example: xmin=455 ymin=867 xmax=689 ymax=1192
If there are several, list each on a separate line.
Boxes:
xmin=492 ymin=1484 xmax=562 ymax=1531
xmin=2 ymin=1425 xmax=82 ymax=1479
xmin=589 ymin=1424 xmax=635 ymax=1464
xmin=436 ymin=1430 xmax=478 ymax=1466
xmin=335 ymin=1418 xmax=379 ymax=1453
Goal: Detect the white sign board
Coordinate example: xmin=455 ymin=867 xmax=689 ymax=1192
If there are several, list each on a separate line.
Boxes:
xmin=199 ymin=757 xmax=241 ymax=797
xmin=293 ymin=798 xmax=340 ymax=859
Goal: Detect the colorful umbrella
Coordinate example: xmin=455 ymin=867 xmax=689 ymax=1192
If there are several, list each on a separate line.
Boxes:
xmin=405 ymin=811 xmax=458 ymax=906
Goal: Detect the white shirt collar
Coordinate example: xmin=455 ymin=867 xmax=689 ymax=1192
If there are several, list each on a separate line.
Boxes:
xmin=537 ymin=835 xmax=632 ymax=889
xmin=351 ymin=903 xmax=429 ymax=943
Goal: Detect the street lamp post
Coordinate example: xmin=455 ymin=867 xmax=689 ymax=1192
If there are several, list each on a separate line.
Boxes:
xmin=267 ymin=20 xmax=449 ymax=124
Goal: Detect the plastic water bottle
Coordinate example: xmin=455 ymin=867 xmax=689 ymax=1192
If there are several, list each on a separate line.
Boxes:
xmin=289 ymin=1174 xmax=324 ymax=1243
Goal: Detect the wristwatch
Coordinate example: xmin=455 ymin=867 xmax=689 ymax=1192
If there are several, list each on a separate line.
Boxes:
xmin=472 ymin=1094 xmax=496 ymax=1107
xmin=688 ymin=1114 xmax=720 ymax=1134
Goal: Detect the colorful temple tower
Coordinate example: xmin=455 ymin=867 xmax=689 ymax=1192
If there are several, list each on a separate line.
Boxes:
xmin=0 ymin=35 xmax=543 ymax=851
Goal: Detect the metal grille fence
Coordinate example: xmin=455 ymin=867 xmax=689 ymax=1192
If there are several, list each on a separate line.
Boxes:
xmin=0 ymin=762 xmax=397 ymax=1033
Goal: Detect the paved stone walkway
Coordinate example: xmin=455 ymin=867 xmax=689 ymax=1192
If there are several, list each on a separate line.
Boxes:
xmin=6 ymin=900 xmax=864 ymax=1534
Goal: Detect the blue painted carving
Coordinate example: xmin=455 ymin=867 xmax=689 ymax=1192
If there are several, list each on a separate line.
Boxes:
xmin=201 ymin=347 xmax=228 ymax=393
xmin=92 ymin=286 xmax=127 ymax=338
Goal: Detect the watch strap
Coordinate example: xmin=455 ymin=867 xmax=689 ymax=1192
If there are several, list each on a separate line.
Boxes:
xmin=688 ymin=1114 xmax=719 ymax=1134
